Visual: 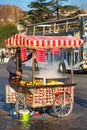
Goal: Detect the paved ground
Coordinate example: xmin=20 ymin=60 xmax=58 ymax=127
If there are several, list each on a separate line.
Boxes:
xmin=0 ymin=63 xmax=87 ymax=130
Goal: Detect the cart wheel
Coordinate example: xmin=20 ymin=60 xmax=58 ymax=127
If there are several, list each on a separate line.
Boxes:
xmin=53 ymin=94 xmax=73 ymax=117
xmin=15 ymin=94 xmax=27 ymax=114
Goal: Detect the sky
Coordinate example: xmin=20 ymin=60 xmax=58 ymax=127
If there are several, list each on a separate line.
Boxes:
xmin=0 ymin=0 xmax=87 ymax=11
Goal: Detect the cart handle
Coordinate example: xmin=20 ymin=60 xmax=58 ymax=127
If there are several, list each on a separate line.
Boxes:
xmin=22 ymin=74 xmax=29 ymax=78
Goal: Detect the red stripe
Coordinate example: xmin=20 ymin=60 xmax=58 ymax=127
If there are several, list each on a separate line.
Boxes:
xmin=53 ymin=40 xmax=55 ymax=46
xmin=74 ymin=40 xmax=76 ymax=46
xmin=64 ymin=40 xmax=66 ymax=46
xmin=47 ymin=40 xmax=50 ymax=46
xmin=58 ymin=40 xmax=61 ymax=46
xmin=30 ymin=40 xmax=34 ymax=46
xmin=42 ymin=40 xmax=45 ymax=47
xmin=69 ymin=40 xmax=71 ymax=46
xmin=36 ymin=40 xmax=39 ymax=46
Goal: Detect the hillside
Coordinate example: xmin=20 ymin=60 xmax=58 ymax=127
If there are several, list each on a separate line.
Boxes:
xmin=0 ymin=4 xmax=25 ymax=26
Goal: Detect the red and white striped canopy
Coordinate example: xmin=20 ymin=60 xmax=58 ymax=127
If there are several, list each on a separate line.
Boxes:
xmin=5 ymin=34 xmax=85 ymax=49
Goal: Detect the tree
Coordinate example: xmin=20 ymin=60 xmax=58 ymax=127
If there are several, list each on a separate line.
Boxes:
xmin=50 ymin=0 xmax=68 ymax=19
xmin=58 ymin=5 xmax=79 ymax=18
xmin=27 ymin=0 xmax=69 ymax=23
xmin=0 ymin=24 xmax=18 ymax=48
xmin=27 ymin=0 xmax=53 ymax=23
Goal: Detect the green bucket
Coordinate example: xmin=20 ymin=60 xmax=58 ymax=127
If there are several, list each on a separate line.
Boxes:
xmin=20 ymin=121 xmax=29 ymax=129
xmin=18 ymin=110 xmax=30 ymax=121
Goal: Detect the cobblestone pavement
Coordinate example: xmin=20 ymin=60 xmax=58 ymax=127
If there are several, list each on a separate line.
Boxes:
xmin=0 ymin=64 xmax=87 ymax=130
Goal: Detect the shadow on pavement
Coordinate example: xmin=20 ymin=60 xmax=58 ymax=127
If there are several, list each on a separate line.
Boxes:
xmin=75 ymin=96 xmax=87 ymax=108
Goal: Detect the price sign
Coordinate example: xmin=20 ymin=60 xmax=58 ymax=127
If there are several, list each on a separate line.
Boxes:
xmin=36 ymin=49 xmax=46 ymax=62
xmin=20 ymin=48 xmax=27 ymax=62
xmin=50 ymin=48 xmax=60 ymax=54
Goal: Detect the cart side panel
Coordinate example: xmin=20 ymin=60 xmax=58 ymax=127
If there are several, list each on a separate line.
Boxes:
xmin=25 ymin=85 xmax=75 ymax=108
xmin=6 ymin=85 xmax=24 ymax=103
xmin=6 ymin=85 xmax=18 ymax=103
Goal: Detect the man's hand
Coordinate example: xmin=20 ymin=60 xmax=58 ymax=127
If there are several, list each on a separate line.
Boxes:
xmin=16 ymin=70 xmax=22 ymax=76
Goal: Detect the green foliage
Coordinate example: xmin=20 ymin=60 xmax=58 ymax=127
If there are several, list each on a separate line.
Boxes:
xmin=0 ymin=23 xmax=18 ymax=48
xmin=27 ymin=0 xmax=79 ymax=23
xmin=18 ymin=19 xmax=27 ymax=26
xmin=62 ymin=5 xmax=78 ymax=11
xmin=28 ymin=0 xmax=54 ymax=23
xmin=50 ymin=0 xmax=68 ymax=12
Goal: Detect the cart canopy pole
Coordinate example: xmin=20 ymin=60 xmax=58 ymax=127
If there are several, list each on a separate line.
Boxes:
xmin=16 ymin=48 xmax=19 ymax=71
xmin=71 ymin=48 xmax=74 ymax=83
xmin=32 ymin=50 xmax=35 ymax=84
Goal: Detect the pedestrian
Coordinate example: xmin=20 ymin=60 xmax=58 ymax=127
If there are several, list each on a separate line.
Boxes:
xmin=6 ymin=48 xmax=32 ymax=82
xmin=1 ymin=51 xmax=5 ymax=64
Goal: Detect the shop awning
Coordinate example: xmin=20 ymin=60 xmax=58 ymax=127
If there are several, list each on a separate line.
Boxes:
xmin=5 ymin=34 xmax=85 ymax=49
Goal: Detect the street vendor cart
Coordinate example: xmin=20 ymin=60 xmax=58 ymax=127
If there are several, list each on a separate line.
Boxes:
xmin=5 ymin=34 xmax=85 ymax=117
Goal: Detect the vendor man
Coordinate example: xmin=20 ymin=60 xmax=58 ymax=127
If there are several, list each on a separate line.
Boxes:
xmin=7 ymin=48 xmax=32 ymax=81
